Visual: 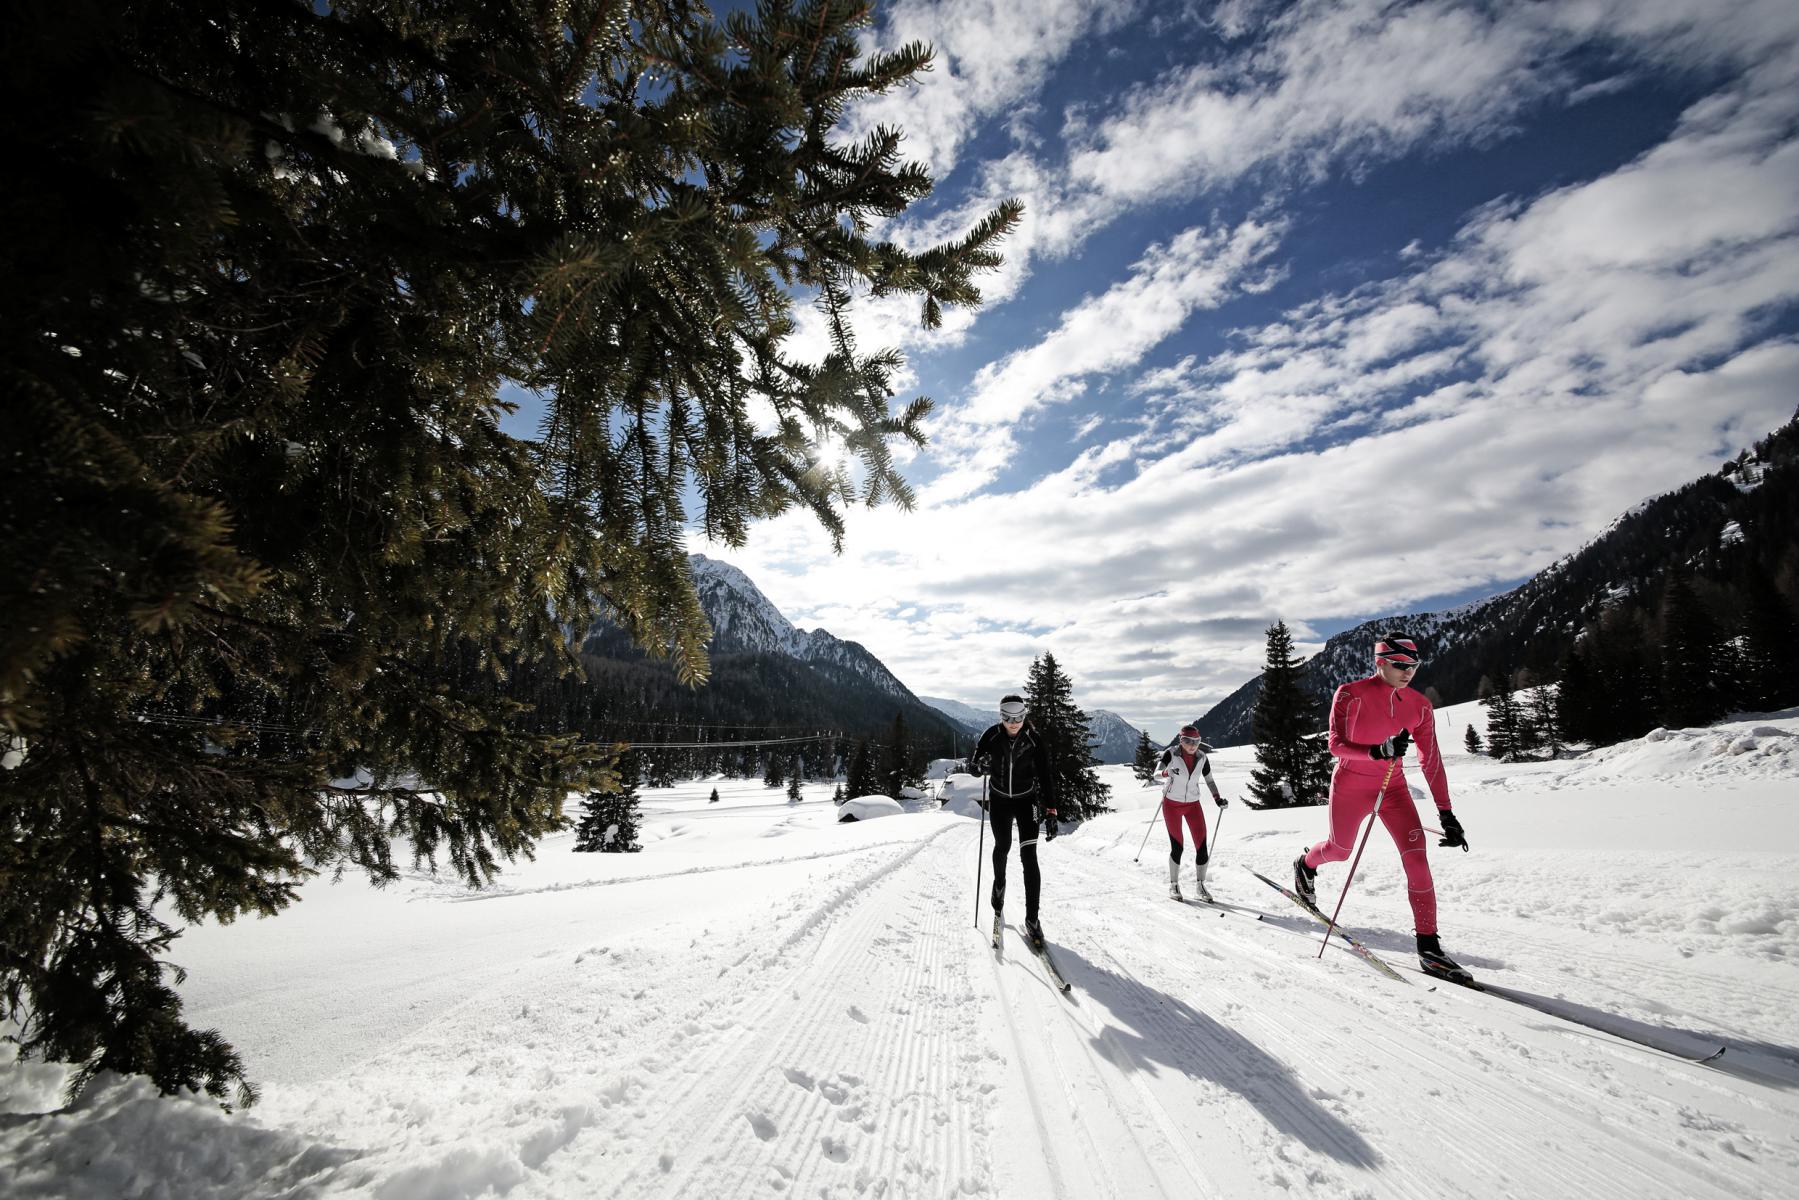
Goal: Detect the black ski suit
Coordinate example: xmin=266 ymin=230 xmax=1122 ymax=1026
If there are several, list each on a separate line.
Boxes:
xmin=971 ymin=722 xmax=1057 ymax=921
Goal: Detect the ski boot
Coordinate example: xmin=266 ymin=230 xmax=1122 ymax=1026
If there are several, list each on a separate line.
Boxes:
xmin=1167 ymin=860 xmax=1182 ymax=901
xmin=1293 ymin=853 xmax=1318 ymax=909
xmin=1417 ymin=934 xmax=1471 ymax=983
xmin=1024 ymin=917 xmax=1045 ymax=951
xmin=1193 ymin=864 xmax=1213 ymax=905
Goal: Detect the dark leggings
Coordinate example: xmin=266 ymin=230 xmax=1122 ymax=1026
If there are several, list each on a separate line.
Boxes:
xmin=988 ymin=795 xmax=1041 ymax=921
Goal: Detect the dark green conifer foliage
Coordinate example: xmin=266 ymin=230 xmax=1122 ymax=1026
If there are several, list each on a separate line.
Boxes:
xmin=574 ymin=752 xmax=643 ymax=852
xmin=1023 ymin=653 xmax=1110 ymax=821
xmin=880 ymin=712 xmax=922 ymax=799
xmin=1131 ymin=730 xmax=1158 ymax=785
xmin=1738 ymin=565 xmax=1799 ymax=711
xmin=709 ymin=787 xmax=721 ymax=804
xmin=764 ymin=752 xmax=786 ymax=789
xmin=845 ymin=739 xmax=877 ymax=799
xmin=1482 ymin=684 xmax=1523 ymax=760
xmin=1658 ymin=574 xmax=1726 ymax=728
xmin=787 ymin=773 xmax=802 ymax=803
xmin=0 ymin=0 xmax=1018 ymax=1103
xmin=1247 ymin=622 xmax=1331 ymax=806
xmin=1463 ymin=725 xmax=1484 ymax=755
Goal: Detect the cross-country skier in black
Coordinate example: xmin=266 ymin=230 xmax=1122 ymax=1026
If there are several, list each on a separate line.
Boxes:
xmin=970 ymin=695 xmax=1057 ymax=949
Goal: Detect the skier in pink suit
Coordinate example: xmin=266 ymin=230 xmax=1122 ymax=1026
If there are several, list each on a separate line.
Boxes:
xmin=1292 ymin=632 xmax=1471 ymax=979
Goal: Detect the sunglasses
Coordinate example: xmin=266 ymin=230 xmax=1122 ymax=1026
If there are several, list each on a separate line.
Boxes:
xmin=1179 ymin=736 xmax=1199 ymax=744
xmin=1380 ymin=659 xmax=1420 ymax=671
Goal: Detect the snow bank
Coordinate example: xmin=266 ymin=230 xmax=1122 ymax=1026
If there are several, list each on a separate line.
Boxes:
xmin=937 ymin=772 xmax=986 ymax=817
xmin=1561 ymin=717 xmax=1799 ymax=785
xmin=836 ymin=795 xmax=903 ymax=822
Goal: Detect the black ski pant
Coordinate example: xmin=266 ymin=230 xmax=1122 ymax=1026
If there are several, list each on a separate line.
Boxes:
xmin=988 ymin=793 xmax=1041 ymax=922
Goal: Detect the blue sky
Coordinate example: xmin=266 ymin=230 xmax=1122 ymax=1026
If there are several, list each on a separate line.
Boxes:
xmin=507 ymin=0 xmax=1799 ymax=739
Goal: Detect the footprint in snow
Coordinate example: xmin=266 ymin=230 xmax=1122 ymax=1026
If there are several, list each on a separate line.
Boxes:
xmin=746 ymin=1109 xmax=778 ymax=1140
xmin=820 ymin=1134 xmax=851 ymax=1163
xmin=847 ymin=1005 xmax=869 ymax=1023
xmin=783 ymin=1067 xmax=816 ymax=1091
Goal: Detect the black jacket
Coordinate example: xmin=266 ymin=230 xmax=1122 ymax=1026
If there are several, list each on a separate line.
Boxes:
xmin=970 ymin=722 xmax=1056 ymax=810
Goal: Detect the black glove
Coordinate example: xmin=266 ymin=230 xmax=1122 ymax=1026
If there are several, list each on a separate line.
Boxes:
xmin=1368 ymin=729 xmax=1411 ymax=761
xmin=1214 ymin=794 xmax=1230 ymax=808
xmin=1042 ymin=809 xmax=1058 ymax=841
xmin=1438 ymin=809 xmax=1468 ymax=850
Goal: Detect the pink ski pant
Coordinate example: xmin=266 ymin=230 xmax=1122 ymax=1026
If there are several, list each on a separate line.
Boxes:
xmin=1162 ymin=799 xmax=1209 ymax=864
xmin=1303 ymin=766 xmax=1437 ymax=935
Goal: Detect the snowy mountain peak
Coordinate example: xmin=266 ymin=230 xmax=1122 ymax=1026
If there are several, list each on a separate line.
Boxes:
xmin=686 ymin=554 xmax=915 ymax=701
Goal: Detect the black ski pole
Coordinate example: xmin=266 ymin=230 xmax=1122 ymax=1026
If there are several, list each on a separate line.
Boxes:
xmin=974 ymin=776 xmax=987 ymax=932
xmin=1132 ymin=798 xmax=1165 ymax=863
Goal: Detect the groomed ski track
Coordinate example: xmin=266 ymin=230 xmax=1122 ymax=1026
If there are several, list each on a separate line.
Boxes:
xmin=343 ymin=814 xmax=1797 ymax=1200
xmin=68 ymin=773 xmax=1793 ymax=1200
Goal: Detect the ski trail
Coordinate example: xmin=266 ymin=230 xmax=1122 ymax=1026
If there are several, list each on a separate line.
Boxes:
xmin=519 ymin=821 xmax=995 ymax=1199
xmin=1047 ymin=840 xmax=1799 ymax=1197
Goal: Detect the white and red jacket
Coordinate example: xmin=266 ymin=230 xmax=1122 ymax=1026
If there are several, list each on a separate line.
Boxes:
xmin=1327 ymin=674 xmax=1451 ymax=810
xmin=1157 ymin=746 xmax=1222 ymax=804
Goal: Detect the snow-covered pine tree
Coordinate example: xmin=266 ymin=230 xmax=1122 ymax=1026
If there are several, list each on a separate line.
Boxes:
xmin=1024 ymin=653 xmax=1110 ymax=821
xmin=787 ymin=775 xmax=802 ymax=803
xmin=1464 ymin=725 xmax=1484 ymax=754
xmin=574 ymin=752 xmax=643 ymax=853
xmin=0 ymin=0 xmax=1019 ymax=1102
xmin=832 ymin=783 xmax=845 ymax=805
xmin=1247 ymin=621 xmax=1332 ymax=807
xmin=1131 ymin=730 xmax=1158 ymax=785
xmin=764 ymin=752 xmax=785 ymax=789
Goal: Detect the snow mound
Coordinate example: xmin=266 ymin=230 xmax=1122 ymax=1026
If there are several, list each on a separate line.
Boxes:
xmin=836 ymin=795 xmax=903 ymax=822
xmin=1565 ymin=718 xmax=1799 ymax=785
xmin=0 ymin=1068 xmax=355 ymax=1200
xmin=936 ymin=773 xmax=986 ymax=817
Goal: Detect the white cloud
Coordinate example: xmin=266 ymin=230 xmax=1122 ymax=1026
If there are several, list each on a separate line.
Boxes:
xmin=701 ymin=51 xmax=1799 ymax=733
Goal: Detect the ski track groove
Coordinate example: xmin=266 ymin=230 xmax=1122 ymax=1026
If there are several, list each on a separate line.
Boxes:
xmin=579 ymin=822 xmax=987 ymax=1200
xmin=1047 ymin=841 xmax=1799 ymax=1199
xmin=486 ymin=817 xmax=1799 ymax=1200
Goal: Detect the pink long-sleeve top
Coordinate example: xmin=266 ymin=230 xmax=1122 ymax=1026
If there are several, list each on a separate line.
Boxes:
xmin=1327 ymin=674 xmax=1452 ymax=810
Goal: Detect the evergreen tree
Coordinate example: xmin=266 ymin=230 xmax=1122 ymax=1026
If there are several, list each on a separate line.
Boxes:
xmin=787 ymin=774 xmax=803 ymax=803
xmin=1482 ymin=684 xmax=1523 ymax=760
xmin=1736 ymin=564 xmax=1798 ymax=712
xmin=1555 ymin=644 xmax=1598 ymax=746
xmin=1529 ymin=685 xmax=1562 ymax=759
xmin=1464 ymin=725 xmax=1484 ymax=755
xmin=845 ymin=739 xmax=877 ymax=799
xmin=1659 ymin=573 xmax=1726 ymax=728
xmin=709 ymin=787 xmax=720 ymax=805
xmin=880 ymin=712 xmax=923 ymax=798
xmin=764 ymin=752 xmax=785 ymax=789
xmin=832 ymin=783 xmax=845 ymax=805
xmin=1023 ymin=654 xmax=1110 ymax=821
xmin=1131 ymin=730 xmax=1159 ymax=786
xmin=0 ymin=0 xmax=1018 ymax=1101
xmin=574 ymin=752 xmax=642 ymax=853
xmin=1247 ymin=621 xmax=1332 ymax=807
xmin=1510 ymin=672 xmax=1545 ymax=758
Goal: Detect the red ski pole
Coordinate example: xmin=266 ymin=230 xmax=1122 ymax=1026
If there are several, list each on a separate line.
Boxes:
xmin=1316 ymin=756 xmax=1400 ymax=959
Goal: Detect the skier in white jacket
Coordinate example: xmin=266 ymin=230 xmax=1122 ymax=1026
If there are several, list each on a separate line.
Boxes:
xmin=1158 ymin=725 xmax=1229 ymax=902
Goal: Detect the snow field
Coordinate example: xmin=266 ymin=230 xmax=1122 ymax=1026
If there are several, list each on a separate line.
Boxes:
xmin=3 ymin=704 xmax=1798 ymax=1198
